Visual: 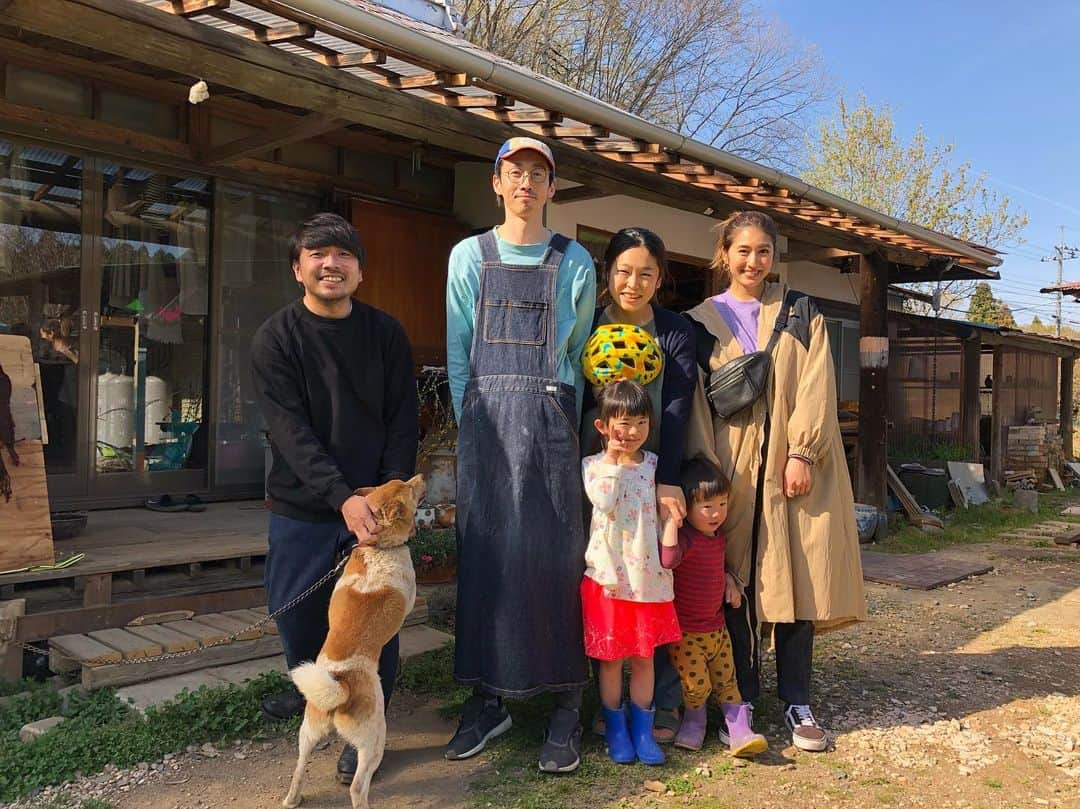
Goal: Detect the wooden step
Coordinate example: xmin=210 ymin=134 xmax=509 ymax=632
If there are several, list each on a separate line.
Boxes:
xmin=126 ymin=623 xmax=201 ymax=653
xmin=50 ymin=633 xmax=122 ymax=673
xmin=87 ymin=628 xmax=163 ymax=660
xmin=191 ymin=612 xmax=263 ymax=641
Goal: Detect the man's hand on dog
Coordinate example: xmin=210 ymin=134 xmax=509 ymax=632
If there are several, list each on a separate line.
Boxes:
xmin=342 ymin=494 xmax=383 ymax=545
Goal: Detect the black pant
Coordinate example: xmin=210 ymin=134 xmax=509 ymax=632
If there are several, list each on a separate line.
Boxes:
xmin=265 ymin=512 xmax=400 ymax=707
xmin=724 ymin=598 xmax=814 ymax=706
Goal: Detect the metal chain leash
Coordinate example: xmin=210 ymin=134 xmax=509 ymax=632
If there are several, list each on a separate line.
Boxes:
xmin=10 ymin=553 xmax=352 ymax=668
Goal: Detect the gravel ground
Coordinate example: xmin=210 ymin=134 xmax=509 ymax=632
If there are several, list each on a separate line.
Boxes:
xmin=5 ymin=540 xmax=1078 ymax=809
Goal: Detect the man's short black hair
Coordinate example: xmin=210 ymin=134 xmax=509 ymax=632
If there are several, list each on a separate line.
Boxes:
xmin=288 ymin=212 xmax=365 ymax=266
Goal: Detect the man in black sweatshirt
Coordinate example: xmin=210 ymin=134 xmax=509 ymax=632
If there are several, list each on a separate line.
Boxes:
xmin=251 ymin=212 xmax=418 ymax=784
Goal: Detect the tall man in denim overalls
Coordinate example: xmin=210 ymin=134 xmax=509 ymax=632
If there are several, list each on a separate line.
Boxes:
xmin=445 ymin=138 xmax=596 ymax=772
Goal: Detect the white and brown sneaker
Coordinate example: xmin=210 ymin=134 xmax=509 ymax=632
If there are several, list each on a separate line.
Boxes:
xmin=784 ymin=704 xmax=828 ymax=752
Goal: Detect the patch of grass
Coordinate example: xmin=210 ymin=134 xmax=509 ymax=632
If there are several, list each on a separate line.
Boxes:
xmin=0 ymin=678 xmax=39 ymax=698
xmin=0 ymin=680 xmax=63 ymax=736
xmin=985 ymin=777 xmax=1003 ymax=789
xmin=875 ymin=490 xmax=1080 ymax=554
xmin=664 ymin=775 xmax=695 ymax=794
xmin=0 ymin=671 xmax=292 ymax=802
xmin=81 ymin=800 xmax=116 ymax=809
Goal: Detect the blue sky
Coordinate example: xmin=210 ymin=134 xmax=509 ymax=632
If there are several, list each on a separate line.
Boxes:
xmin=763 ymin=0 xmax=1080 ymax=327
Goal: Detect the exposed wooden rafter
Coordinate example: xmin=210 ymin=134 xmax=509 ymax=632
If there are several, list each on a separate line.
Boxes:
xmin=203 ymin=113 xmax=347 ymax=164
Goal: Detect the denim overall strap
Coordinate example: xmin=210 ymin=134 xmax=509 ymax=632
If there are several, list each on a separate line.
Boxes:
xmin=454 ymin=228 xmax=587 ymax=698
xmin=468 ymin=229 xmax=568 ymax=382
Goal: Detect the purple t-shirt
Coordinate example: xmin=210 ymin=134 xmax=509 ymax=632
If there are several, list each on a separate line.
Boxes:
xmin=712 ymin=291 xmax=761 ymax=354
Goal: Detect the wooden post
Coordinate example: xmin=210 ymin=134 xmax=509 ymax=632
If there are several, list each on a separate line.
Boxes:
xmin=990 ymin=346 xmax=1005 ymax=484
xmin=960 ymin=335 xmax=982 ymax=460
xmin=0 ymin=599 xmax=27 ymax=683
xmin=857 ymin=252 xmax=889 ymax=509
xmin=1061 ymin=356 xmax=1075 ymax=461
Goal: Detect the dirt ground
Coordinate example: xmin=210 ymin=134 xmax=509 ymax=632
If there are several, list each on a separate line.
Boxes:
xmin=66 ymin=540 xmax=1080 ymax=809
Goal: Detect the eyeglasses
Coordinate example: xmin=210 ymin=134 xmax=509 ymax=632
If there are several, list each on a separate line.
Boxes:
xmin=502 ymin=167 xmax=550 ymax=185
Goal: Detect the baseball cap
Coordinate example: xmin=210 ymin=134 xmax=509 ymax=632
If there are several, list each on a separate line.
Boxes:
xmin=494 ymin=137 xmax=555 ymax=176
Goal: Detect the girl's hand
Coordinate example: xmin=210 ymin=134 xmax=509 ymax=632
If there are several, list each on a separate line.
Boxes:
xmin=657 ymin=483 xmax=686 ymax=525
xmin=724 ymin=572 xmax=742 ymax=608
xmin=783 ymin=456 xmax=812 ymax=498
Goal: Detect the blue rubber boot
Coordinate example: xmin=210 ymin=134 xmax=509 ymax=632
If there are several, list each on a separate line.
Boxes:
xmin=628 ymin=702 xmax=666 ymax=765
xmin=601 ymin=704 xmax=636 ymax=764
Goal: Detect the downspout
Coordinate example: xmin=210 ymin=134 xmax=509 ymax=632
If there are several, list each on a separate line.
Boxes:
xmin=279 ymin=0 xmax=1000 ymax=268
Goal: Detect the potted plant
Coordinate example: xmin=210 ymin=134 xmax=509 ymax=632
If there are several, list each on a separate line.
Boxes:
xmin=410 ymin=527 xmax=457 ymax=584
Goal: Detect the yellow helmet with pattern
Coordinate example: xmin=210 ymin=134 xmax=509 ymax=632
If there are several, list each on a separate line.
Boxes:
xmin=582 ymin=323 xmax=663 ymax=387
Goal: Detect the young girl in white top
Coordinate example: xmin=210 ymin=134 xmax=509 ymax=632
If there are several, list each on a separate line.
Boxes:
xmin=581 ymin=380 xmax=681 ymax=765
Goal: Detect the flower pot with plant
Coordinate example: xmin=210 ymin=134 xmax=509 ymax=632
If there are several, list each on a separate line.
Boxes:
xmin=410 ymin=527 xmax=457 ymax=584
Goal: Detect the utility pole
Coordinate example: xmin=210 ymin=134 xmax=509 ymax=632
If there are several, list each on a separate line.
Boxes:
xmin=1041 ymin=226 xmax=1080 ymax=337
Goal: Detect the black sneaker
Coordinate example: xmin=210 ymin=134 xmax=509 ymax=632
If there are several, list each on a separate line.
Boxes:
xmin=336 ymin=744 xmax=357 ymax=784
xmin=538 ymin=707 xmax=582 ymax=774
xmin=444 ymin=695 xmax=512 ymax=760
xmin=261 ymin=684 xmax=305 ymax=721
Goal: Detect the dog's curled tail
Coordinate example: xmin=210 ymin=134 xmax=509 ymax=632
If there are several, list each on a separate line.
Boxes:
xmin=291 ymin=662 xmax=348 ymax=712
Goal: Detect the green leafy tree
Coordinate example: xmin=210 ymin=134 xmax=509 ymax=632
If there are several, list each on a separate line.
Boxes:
xmin=802 ymin=95 xmax=1028 ymax=302
xmin=967 ymin=282 xmax=1016 ymax=327
xmin=803 ymin=94 xmax=1027 ymax=247
xmin=1031 ymin=314 xmax=1043 ymax=328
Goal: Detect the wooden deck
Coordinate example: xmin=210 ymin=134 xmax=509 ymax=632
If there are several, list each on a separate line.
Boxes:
xmin=4 ymin=501 xmax=270 ymax=645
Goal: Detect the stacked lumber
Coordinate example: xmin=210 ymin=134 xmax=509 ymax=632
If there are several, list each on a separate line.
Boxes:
xmin=1004 ymin=469 xmax=1037 ymax=491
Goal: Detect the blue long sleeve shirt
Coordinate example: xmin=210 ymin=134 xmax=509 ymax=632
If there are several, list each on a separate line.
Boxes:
xmin=446 ymin=230 xmax=596 ymax=421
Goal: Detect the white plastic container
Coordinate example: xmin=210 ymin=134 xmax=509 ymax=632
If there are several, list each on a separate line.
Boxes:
xmin=144 ymin=375 xmax=173 ymax=444
xmin=96 ymin=372 xmax=134 ymax=449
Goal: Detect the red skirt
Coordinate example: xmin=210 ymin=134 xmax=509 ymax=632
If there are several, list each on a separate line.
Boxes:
xmin=581 ymin=576 xmax=681 ymax=661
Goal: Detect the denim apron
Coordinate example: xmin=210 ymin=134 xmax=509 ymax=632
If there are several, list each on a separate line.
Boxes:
xmin=453 ymin=229 xmax=588 ymax=698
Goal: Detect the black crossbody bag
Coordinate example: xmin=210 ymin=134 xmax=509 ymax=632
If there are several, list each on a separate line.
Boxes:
xmin=703 ymin=290 xmax=800 ymax=419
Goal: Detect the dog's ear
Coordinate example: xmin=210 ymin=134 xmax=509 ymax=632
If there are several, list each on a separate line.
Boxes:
xmin=406 ymin=474 xmax=425 ymax=497
xmin=356 ymin=486 xmax=377 ymax=497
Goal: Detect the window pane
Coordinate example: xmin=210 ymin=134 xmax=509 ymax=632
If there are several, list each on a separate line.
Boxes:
xmin=214 ymin=185 xmax=318 ymax=487
xmin=0 ymin=140 xmax=83 ymax=475
xmin=98 ymin=165 xmax=211 ymax=474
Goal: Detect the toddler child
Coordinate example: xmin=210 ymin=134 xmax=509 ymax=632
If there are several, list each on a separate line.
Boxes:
xmin=663 ymin=456 xmax=768 ymax=757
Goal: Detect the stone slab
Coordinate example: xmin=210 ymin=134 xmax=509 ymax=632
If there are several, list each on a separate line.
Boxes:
xmin=19 ymin=715 xmax=64 ymax=743
xmin=203 ymin=655 xmax=288 ymax=686
xmin=399 ymin=625 xmax=452 ymax=659
xmin=861 ymin=550 xmax=993 ymax=590
xmin=115 ymin=671 xmax=227 ymax=713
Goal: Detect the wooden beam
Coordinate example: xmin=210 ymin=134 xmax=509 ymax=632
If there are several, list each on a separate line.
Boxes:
xmin=203 ymin=113 xmax=346 ymax=164
xmin=323 ymin=50 xmax=387 ymax=68
xmin=16 ymin=588 xmax=266 ymax=641
xmin=430 ymin=93 xmax=513 ymax=109
xmin=576 ymin=140 xmax=664 ymax=154
xmin=554 ymin=185 xmax=609 ymax=203
xmin=240 ymin=22 xmax=316 ymax=44
xmin=960 ymin=334 xmax=982 ymax=460
xmin=990 ymin=346 xmax=1004 ymax=484
xmin=520 ymin=123 xmax=609 ymax=138
xmin=375 ymin=71 xmax=469 ymax=90
xmin=857 ymin=252 xmax=889 ymax=509
xmin=0 ymin=97 xmax=194 ymax=161
xmin=781 ymin=244 xmax=863 ymax=263
xmin=31 ymin=155 xmax=79 ymax=202
xmin=1061 ymin=356 xmax=1074 ymax=461
xmin=150 ymin=0 xmax=230 ymax=15
xmin=471 ymin=108 xmax=563 ymax=124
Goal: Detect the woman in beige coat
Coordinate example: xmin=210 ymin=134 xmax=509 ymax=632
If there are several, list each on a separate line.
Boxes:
xmin=683 ymin=210 xmax=865 ymax=753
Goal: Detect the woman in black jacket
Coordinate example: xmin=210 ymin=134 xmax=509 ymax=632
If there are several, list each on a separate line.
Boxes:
xmin=581 ymin=227 xmax=697 ymax=742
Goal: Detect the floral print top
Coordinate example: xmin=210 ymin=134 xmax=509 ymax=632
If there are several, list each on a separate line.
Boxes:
xmin=582 ymin=451 xmax=673 ymax=603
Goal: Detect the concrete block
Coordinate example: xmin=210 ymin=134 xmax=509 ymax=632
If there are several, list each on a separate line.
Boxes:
xmin=204 ymin=655 xmax=288 ymax=685
xmin=19 ymin=715 xmax=64 ymax=743
xmin=399 ymin=625 xmax=452 ymax=660
xmin=116 ymin=671 xmax=225 ymax=713
xmin=1014 ymin=489 xmax=1039 ymax=513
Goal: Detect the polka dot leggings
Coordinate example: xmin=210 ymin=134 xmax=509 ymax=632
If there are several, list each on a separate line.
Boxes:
xmin=668 ymin=627 xmax=742 ymax=710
